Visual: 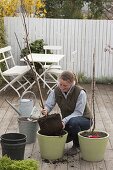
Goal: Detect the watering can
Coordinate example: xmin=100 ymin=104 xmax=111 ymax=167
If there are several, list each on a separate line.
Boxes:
xmin=19 ymin=91 xmax=36 ymax=117
xmin=6 ymin=91 xmax=37 ymax=117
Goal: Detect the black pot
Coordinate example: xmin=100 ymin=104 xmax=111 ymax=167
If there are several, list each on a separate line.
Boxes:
xmin=1 ymin=133 xmax=26 ymax=160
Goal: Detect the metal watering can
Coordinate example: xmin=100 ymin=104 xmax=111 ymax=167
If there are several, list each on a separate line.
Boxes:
xmin=6 ymin=91 xmax=37 ymax=117
xmin=19 ymin=91 xmax=36 ymax=117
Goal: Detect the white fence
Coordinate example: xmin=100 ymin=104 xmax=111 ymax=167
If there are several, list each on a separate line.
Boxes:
xmin=4 ymin=17 xmax=113 ymax=78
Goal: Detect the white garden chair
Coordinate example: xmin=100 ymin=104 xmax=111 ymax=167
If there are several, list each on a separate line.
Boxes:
xmin=43 ymin=45 xmax=62 ymax=70
xmin=0 ymin=46 xmax=33 ymax=97
xmin=43 ymin=45 xmax=63 ymax=89
xmin=46 ymin=50 xmax=78 ymax=93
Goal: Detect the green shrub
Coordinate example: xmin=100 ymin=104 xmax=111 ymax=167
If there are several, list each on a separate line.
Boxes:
xmin=96 ymin=76 xmax=113 ymax=84
xmin=0 ymin=156 xmax=40 ymax=170
xmin=0 ymin=156 xmax=12 ymax=170
xmin=77 ymin=72 xmax=113 ymax=84
xmin=0 ymin=17 xmax=7 ymax=86
xmin=77 ymin=72 xmax=91 ymax=84
xmin=21 ymin=39 xmax=45 ymax=57
xmin=0 ymin=18 xmax=6 ymax=48
xmin=21 ymin=39 xmax=51 ymax=72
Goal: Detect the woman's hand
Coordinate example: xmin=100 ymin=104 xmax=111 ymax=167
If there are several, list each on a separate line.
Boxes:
xmin=41 ymin=107 xmax=48 ymax=116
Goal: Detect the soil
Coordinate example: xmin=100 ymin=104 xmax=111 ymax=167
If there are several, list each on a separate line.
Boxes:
xmin=38 ymin=113 xmax=63 ymax=136
xmin=43 ymin=158 xmax=68 ymax=164
xmin=42 ymin=155 xmax=76 ymax=168
xmin=80 ymin=131 xmax=108 ymax=138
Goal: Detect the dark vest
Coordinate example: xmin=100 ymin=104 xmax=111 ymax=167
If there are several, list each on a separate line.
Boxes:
xmin=54 ymin=85 xmax=93 ymax=119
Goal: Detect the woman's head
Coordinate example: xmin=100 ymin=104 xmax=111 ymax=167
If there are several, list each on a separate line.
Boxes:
xmin=58 ymin=71 xmax=77 ymax=92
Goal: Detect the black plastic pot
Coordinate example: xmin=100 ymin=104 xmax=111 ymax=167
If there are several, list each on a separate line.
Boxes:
xmin=1 ymin=133 xmax=26 ymax=160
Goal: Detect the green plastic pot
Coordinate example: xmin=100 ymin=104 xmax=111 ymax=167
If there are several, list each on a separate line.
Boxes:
xmin=37 ymin=130 xmax=68 ymax=160
xmin=78 ymin=130 xmax=109 ymax=162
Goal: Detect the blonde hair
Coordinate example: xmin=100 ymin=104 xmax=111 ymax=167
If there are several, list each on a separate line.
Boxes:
xmin=59 ymin=71 xmax=78 ymax=84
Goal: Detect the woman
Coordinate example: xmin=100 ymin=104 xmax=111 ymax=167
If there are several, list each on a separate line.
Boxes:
xmin=42 ymin=71 xmax=93 ymax=155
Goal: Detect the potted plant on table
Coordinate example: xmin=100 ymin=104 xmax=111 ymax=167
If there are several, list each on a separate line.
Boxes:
xmin=21 ymin=39 xmax=46 ymax=74
xmin=78 ymin=50 xmax=109 ymax=162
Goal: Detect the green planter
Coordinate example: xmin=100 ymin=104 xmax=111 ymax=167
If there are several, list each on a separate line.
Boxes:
xmin=78 ymin=130 xmax=109 ymax=162
xmin=37 ymin=130 xmax=68 ymax=160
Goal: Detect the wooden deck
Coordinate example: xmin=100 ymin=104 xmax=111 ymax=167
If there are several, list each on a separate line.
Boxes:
xmin=0 ymin=84 xmax=113 ymax=169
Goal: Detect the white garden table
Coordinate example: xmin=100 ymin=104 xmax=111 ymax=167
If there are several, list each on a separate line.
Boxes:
xmin=21 ymin=53 xmax=64 ymax=92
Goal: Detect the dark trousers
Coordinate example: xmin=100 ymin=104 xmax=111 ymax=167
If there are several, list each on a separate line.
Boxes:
xmin=64 ymin=116 xmax=92 ymax=147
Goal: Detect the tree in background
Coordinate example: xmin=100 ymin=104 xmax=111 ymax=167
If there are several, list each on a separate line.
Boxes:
xmin=0 ymin=0 xmax=112 ymax=19
xmin=0 ymin=18 xmax=6 ymax=48
xmin=0 ymin=0 xmax=46 ymax=17
xmin=86 ymin=0 xmax=110 ymax=19
xmin=35 ymin=0 xmax=47 ymax=17
xmin=22 ymin=0 xmax=46 ymax=17
xmin=45 ymin=0 xmax=112 ymax=19
xmin=45 ymin=0 xmax=84 ymax=19
xmin=0 ymin=18 xmax=6 ymax=85
xmin=61 ymin=0 xmax=84 ymax=19
xmin=0 ymin=0 xmax=19 ymax=17
xmin=103 ymin=1 xmax=113 ymax=19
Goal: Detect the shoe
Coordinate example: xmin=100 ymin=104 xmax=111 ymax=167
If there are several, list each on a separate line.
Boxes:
xmin=67 ymin=146 xmax=80 ymax=156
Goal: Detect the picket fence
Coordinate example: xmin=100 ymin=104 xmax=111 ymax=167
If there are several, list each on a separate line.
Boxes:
xmin=4 ymin=17 xmax=113 ymax=78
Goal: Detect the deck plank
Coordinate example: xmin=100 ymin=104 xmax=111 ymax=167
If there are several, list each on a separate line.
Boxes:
xmin=0 ymin=84 xmax=113 ymax=170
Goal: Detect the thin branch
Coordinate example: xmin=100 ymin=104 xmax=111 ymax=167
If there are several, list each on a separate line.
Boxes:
xmin=91 ymin=50 xmax=96 ymax=133
xmin=15 ymin=32 xmax=44 ymax=109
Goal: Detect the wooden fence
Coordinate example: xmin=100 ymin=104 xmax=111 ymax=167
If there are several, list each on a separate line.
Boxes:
xmin=4 ymin=17 xmax=113 ymax=78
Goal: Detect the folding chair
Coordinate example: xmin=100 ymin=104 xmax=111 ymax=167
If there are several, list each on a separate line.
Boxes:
xmin=46 ymin=68 xmax=64 ymax=93
xmin=0 ymin=46 xmax=33 ymax=97
xmin=43 ymin=45 xmax=62 ymax=69
xmin=46 ymin=50 xmax=77 ymax=93
xmin=43 ymin=45 xmax=63 ymax=88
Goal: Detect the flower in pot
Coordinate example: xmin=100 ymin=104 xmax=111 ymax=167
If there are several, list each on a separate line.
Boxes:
xmin=78 ymin=49 xmax=109 ymax=162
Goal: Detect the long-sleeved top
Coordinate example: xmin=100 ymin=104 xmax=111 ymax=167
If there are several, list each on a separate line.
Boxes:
xmin=45 ymin=86 xmax=87 ymax=125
